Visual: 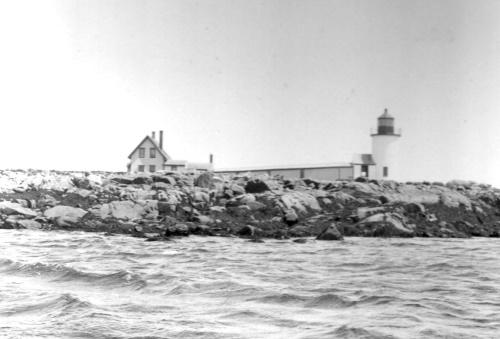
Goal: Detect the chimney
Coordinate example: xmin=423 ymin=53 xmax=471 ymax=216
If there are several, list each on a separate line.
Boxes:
xmin=159 ymin=130 xmax=163 ymax=150
xmin=152 ymin=131 xmax=156 ymax=140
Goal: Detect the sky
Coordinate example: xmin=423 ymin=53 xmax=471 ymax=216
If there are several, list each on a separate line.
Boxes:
xmin=0 ymin=0 xmax=499 ymax=186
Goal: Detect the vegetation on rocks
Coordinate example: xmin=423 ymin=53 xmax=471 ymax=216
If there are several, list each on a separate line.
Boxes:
xmin=1 ymin=169 xmax=500 ymax=241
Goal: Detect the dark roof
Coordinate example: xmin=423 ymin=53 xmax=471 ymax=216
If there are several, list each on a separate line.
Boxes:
xmin=351 ymin=154 xmax=376 ymax=165
xmin=378 ymin=109 xmax=393 ymax=119
xmin=128 ymin=135 xmax=171 ymax=161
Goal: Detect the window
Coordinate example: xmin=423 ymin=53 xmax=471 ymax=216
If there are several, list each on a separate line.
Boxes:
xmin=139 ymin=148 xmax=145 ymax=158
xmin=149 ymin=165 xmax=156 ymax=173
xmin=150 ymin=148 xmax=156 ymax=158
xmin=171 ymin=165 xmax=177 ymax=171
xmin=138 ymin=165 xmax=145 ymax=172
xmin=383 ymin=166 xmax=388 ymax=177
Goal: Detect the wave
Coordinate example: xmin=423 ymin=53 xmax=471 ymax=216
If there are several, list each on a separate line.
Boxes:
xmin=0 ymin=258 xmax=78 ymax=277
xmin=305 ymin=293 xmax=356 ymax=308
xmin=323 ymin=325 xmax=402 ymax=339
xmin=0 ymin=258 xmax=146 ymax=290
xmin=251 ymin=292 xmax=356 ymax=309
xmin=426 ymin=263 xmax=476 ymax=271
xmin=53 ymin=269 xmax=147 ymax=290
xmin=1 ymin=293 xmax=92 ymax=318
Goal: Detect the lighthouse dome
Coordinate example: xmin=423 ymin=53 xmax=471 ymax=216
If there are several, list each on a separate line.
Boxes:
xmin=378 ymin=109 xmax=393 ymax=119
xmin=376 ymin=109 xmax=396 ymax=135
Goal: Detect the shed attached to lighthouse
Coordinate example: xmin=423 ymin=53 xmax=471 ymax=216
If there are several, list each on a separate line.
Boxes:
xmin=371 ymin=109 xmax=401 ymax=180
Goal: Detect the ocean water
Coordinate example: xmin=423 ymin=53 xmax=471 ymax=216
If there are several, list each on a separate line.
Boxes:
xmin=0 ymin=231 xmax=499 ymax=339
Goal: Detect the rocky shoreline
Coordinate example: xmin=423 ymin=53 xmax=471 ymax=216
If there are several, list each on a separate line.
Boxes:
xmin=1 ymin=169 xmax=499 ymax=241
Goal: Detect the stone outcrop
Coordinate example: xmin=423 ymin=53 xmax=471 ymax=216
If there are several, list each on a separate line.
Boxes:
xmin=316 ymin=223 xmax=343 ymax=240
xmin=0 ymin=169 xmax=499 ymax=241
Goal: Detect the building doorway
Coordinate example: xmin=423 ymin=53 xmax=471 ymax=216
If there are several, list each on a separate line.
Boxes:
xmin=361 ymin=165 xmax=369 ymax=177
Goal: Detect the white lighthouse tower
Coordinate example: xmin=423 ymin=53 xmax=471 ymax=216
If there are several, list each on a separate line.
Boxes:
xmin=371 ymin=109 xmax=401 ymax=180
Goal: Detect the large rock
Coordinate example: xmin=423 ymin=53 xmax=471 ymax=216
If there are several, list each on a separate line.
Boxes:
xmin=152 ymin=175 xmax=176 ymax=185
xmin=44 ymin=206 xmax=87 ymax=219
xmin=17 ymin=220 xmax=43 ymax=230
xmin=55 ymin=215 xmax=80 ymax=228
xmin=229 ymin=183 xmax=246 ymax=195
xmin=316 ymin=223 xmax=343 ymax=240
xmin=245 ymin=180 xmax=270 ymax=193
xmin=360 ymin=213 xmax=413 ymax=233
xmin=354 ymin=207 xmax=385 ymax=222
xmin=0 ymin=202 xmax=38 ymax=218
xmin=195 ymin=172 xmax=213 ymax=188
xmin=284 ymin=209 xmax=299 ymax=226
xmin=279 ymin=192 xmax=321 ymax=213
xmin=352 ymin=212 xmax=414 ymax=237
xmin=96 ymin=200 xmax=158 ymax=220
xmin=133 ymin=176 xmax=152 ymax=185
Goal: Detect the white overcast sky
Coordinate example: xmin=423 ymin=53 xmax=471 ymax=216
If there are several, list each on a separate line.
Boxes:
xmin=1 ymin=0 xmax=499 ymax=186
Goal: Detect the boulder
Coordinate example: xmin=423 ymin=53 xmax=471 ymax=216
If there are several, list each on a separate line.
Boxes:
xmin=284 ymin=209 xmax=299 ymax=226
xmin=245 ymin=180 xmax=270 ymax=194
xmin=0 ymin=201 xmax=38 ymax=218
xmin=328 ymin=191 xmax=357 ymax=204
xmin=77 ymin=189 xmax=92 ymax=198
xmin=354 ymin=207 xmax=385 ymax=222
xmin=17 ymin=220 xmax=43 ymax=230
xmin=195 ymin=172 xmax=213 ymax=188
xmin=194 ymin=191 xmax=210 ymax=203
xmin=55 ymin=216 xmax=80 ymax=228
xmin=316 ymin=223 xmax=343 ymax=240
xmin=165 ymin=223 xmax=190 ymax=236
xmin=44 ymin=206 xmax=87 ymax=219
xmin=210 ymin=206 xmax=226 ymax=213
xmin=439 ymin=191 xmax=472 ymax=210
xmin=158 ymin=176 xmax=177 ymax=185
xmin=132 ymin=176 xmax=152 ymax=185
xmin=195 ymin=215 xmax=214 ymax=225
xmin=239 ymin=194 xmax=256 ymax=204
xmin=229 ymin=183 xmax=246 ymax=195
xmin=404 ymin=202 xmax=426 ymax=214
xmin=353 ymin=212 xmax=414 ymax=237
xmin=280 ymin=192 xmax=321 ymax=213
xmin=246 ymin=201 xmax=266 ymax=211
xmin=96 ymin=200 xmax=157 ymax=221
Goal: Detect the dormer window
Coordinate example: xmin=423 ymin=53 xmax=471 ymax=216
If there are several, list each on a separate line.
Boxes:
xmin=139 ymin=148 xmax=145 ymax=158
xmin=150 ymin=148 xmax=156 ymax=158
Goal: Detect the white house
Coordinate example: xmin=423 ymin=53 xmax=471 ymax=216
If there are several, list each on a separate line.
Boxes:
xmin=127 ymin=131 xmax=213 ymax=173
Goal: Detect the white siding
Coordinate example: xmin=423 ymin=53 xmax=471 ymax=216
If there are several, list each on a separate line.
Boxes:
xmin=129 ymin=138 xmax=165 ymax=173
xmin=371 ymin=135 xmax=401 ymax=180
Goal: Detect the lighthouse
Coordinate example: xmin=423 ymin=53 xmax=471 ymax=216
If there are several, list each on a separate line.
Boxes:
xmin=371 ymin=109 xmax=401 ymax=180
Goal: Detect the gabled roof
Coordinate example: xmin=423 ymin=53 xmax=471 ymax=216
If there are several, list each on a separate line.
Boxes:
xmin=351 ymin=154 xmax=376 ymax=165
xmin=128 ymin=135 xmax=172 ymax=161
